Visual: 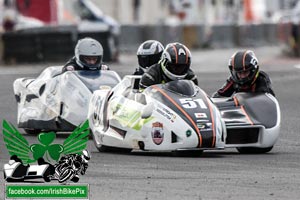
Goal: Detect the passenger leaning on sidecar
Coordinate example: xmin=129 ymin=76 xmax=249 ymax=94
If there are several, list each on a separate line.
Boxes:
xmin=212 ymin=50 xmax=275 ymax=98
xmin=139 ymin=42 xmax=198 ymax=89
xmin=62 ymin=37 xmax=109 ymax=72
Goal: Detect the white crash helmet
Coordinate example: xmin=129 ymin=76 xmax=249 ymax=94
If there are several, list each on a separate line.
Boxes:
xmin=75 ymin=37 xmax=103 ymax=70
xmin=137 ymin=40 xmax=164 ymax=70
xmin=160 ymin=42 xmax=191 ymax=80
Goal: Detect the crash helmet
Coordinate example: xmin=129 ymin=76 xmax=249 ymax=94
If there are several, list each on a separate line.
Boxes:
xmin=137 ymin=40 xmax=164 ymax=70
xmin=75 ymin=37 xmax=103 ymax=70
xmin=228 ymin=50 xmax=259 ymax=85
xmin=160 ymin=42 xmax=191 ymax=80
xmin=81 ymin=150 xmax=91 ymax=163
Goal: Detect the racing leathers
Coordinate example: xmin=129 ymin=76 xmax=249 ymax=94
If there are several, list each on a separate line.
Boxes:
xmin=139 ymin=64 xmax=198 ymax=89
xmin=132 ymin=67 xmax=145 ymax=89
xmin=133 ymin=67 xmax=145 ymax=76
xmin=62 ymin=56 xmax=109 ymax=72
xmin=212 ymin=71 xmax=275 ymax=97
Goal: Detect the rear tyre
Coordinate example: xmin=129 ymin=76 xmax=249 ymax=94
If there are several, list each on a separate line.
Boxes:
xmin=237 ymin=146 xmax=273 ymax=154
xmin=24 ymin=128 xmax=41 ymax=134
xmin=58 ymin=169 xmax=74 ymax=183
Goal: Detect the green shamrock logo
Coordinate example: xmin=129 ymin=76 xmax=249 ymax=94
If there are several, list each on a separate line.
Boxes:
xmin=30 ymin=132 xmax=64 ymax=162
xmin=3 ymin=120 xmax=90 ymax=164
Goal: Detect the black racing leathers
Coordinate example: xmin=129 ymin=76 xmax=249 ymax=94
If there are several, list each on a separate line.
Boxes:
xmin=212 ymin=71 xmax=275 ymax=97
xmin=139 ymin=63 xmax=198 ymax=89
xmin=132 ymin=67 xmax=145 ymax=89
xmin=62 ymin=56 xmax=109 ymax=72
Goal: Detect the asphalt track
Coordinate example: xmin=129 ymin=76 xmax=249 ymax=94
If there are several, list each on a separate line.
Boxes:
xmin=0 ymin=46 xmax=300 ymax=200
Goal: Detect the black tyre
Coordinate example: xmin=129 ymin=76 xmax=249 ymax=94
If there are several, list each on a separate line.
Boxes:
xmin=97 ymin=144 xmax=131 ymax=153
xmin=91 ymin=132 xmax=107 ymax=152
xmin=91 ymin=129 xmax=132 ymax=153
xmin=43 ymin=176 xmax=51 ymax=182
xmin=173 ymin=150 xmax=204 ymax=157
xmin=71 ymin=176 xmax=79 ymax=183
xmin=58 ymin=169 xmax=74 ymax=183
xmin=24 ymin=128 xmax=41 ymax=134
xmin=43 ymin=167 xmax=53 ymax=182
xmin=237 ymin=146 xmax=273 ymax=154
xmin=6 ymin=178 xmax=24 ymax=182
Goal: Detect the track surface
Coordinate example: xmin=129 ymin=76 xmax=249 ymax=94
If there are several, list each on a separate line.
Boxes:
xmin=0 ymin=46 xmax=300 ymax=200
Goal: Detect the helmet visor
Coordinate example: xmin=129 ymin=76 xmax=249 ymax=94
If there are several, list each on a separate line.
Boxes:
xmin=80 ymin=55 xmax=101 ymax=69
xmin=138 ymin=53 xmax=162 ymax=69
xmin=232 ymin=68 xmax=255 ymax=85
xmin=166 ymin=63 xmax=189 ymax=76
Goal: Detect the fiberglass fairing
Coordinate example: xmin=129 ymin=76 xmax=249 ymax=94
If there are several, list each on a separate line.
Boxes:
xmin=88 ymin=76 xmax=226 ymax=151
xmin=14 ymin=66 xmax=121 ymax=132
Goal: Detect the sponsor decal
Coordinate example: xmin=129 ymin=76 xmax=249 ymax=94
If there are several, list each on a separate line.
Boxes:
xmin=111 ymin=103 xmax=153 ymax=130
xmin=151 ymin=122 xmax=164 ymax=145
xmin=196 ymin=119 xmax=209 ymax=122
xmin=99 ymin=85 xmax=111 ymax=90
xmin=186 ymin=130 xmax=192 ymax=137
xmin=2 ymin=120 xmax=90 ymax=184
xmin=156 ymin=107 xmax=176 ymax=123
xmin=196 ymin=122 xmax=213 ymax=130
xmin=194 ymin=113 xmax=207 ymax=118
xmin=197 ymin=123 xmax=206 ymax=129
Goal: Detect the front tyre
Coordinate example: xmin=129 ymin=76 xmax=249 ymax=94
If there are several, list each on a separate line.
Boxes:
xmin=237 ymin=146 xmax=273 ymax=154
xmin=91 ymin=130 xmax=132 ymax=153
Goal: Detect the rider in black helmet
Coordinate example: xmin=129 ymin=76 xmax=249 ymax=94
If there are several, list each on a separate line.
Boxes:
xmin=139 ymin=42 xmax=198 ymax=89
xmin=212 ymin=50 xmax=275 ymax=97
xmin=134 ymin=40 xmax=164 ymax=75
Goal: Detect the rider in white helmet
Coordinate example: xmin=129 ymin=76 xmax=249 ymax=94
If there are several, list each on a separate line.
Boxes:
xmin=62 ymin=37 xmax=109 ymax=72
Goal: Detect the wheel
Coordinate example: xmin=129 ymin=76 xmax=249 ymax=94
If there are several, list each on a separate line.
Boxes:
xmin=6 ymin=178 xmax=24 ymax=182
xmin=43 ymin=176 xmax=51 ymax=182
xmin=58 ymin=169 xmax=74 ymax=183
xmin=91 ymin=129 xmax=132 ymax=153
xmin=24 ymin=128 xmax=41 ymax=134
xmin=71 ymin=175 xmax=79 ymax=183
xmin=96 ymin=144 xmax=131 ymax=153
xmin=43 ymin=166 xmax=54 ymax=182
xmin=172 ymin=150 xmax=204 ymax=157
xmin=95 ymin=144 xmax=111 ymax=152
xmin=91 ymin=131 xmax=107 ymax=152
xmin=236 ymin=146 xmax=273 ymax=154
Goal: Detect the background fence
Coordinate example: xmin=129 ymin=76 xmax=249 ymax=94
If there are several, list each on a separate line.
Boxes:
xmin=1 ymin=23 xmax=287 ymax=64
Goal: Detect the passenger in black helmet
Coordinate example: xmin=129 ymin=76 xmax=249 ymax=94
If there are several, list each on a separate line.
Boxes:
xmin=212 ymin=50 xmax=275 ymax=97
xmin=139 ymin=42 xmax=198 ymax=89
xmin=132 ymin=40 xmax=164 ymax=89
xmin=62 ymin=37 xmax=109 ymax=72
xmin=134 ymin=40 xmax=164 ymax=75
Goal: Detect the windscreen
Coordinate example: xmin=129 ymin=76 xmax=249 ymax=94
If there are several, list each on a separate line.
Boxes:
xmin=74 ymin=70 xmax=120 ymax=92
xmin=162 ymin=80 xmax=197 ymax=96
